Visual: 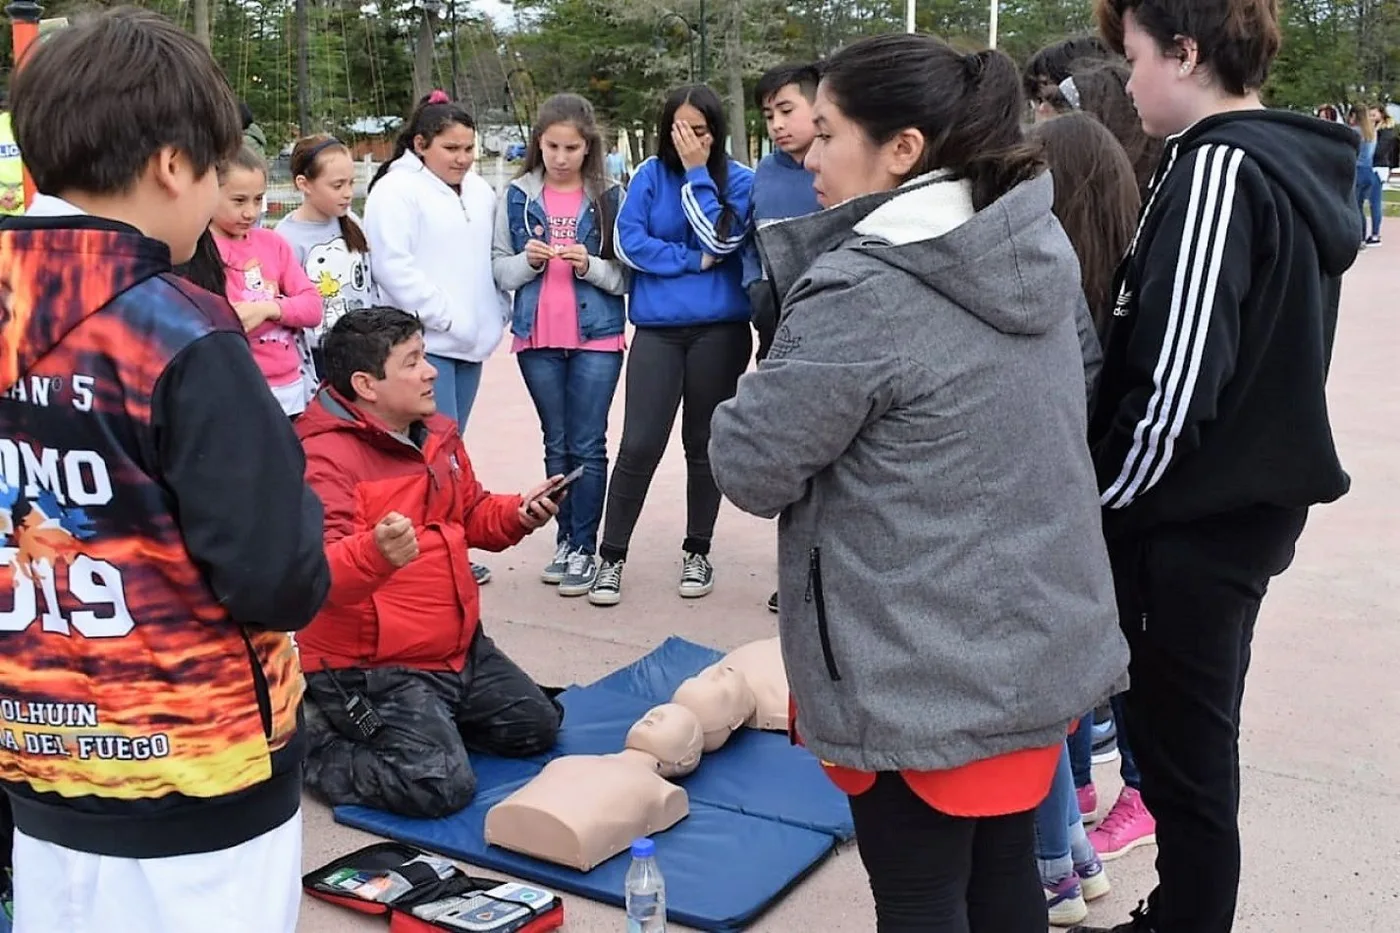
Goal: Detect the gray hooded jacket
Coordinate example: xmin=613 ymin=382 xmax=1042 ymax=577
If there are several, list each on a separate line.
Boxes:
xmin=710 ymin=171 xmax=1129 ymax=772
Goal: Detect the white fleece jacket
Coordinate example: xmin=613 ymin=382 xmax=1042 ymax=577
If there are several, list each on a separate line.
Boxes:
xmin=364 ymin=152 xmax=508 ymax=362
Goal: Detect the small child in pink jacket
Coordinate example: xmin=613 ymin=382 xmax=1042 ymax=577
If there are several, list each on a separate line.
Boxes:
xmin=212 ymin=146 xmax=323 ymax=416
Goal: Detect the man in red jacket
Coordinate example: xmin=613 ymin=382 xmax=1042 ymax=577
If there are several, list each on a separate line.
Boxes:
xmin=296 ymin=307 xmax=563 ymax=817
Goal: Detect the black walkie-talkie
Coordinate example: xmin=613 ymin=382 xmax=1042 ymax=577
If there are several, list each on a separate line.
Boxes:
xmin=325 ymin=669 xmax=386 ymax=742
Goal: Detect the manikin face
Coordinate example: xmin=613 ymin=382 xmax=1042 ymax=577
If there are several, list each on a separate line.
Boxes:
xmin=625 ymin=704 xmax=704 ymax=778
xmin=672 ymin=663 xmax=756 ymax=745
xmin=416 ymin=123 xmax=476 ymax=188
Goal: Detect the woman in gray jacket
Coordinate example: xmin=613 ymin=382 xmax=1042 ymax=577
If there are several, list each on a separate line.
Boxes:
xmin=710 ymin=33 xmax=1128 ymax=933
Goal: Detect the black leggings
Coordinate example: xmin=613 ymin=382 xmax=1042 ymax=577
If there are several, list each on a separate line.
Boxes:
xmin=848 ymin=773 xmax=1046 ymax=933
xmin=599 ymin=322 xmax=751 ymax=562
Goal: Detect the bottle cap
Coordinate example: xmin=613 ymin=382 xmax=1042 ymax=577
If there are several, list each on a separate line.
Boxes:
xmin=631 ymin=837 xmax=656 ymax=858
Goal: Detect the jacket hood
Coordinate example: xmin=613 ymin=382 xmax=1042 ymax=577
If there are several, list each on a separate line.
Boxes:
xmin=297 ymin=385 xmax=457 ymax=453
xmin=0 ymin=215 xmax=170 ymax=392
xmin=1171 ymin=110 xmax=1359 ymax=277
xmin=508 ymin=167 xmax=622 ymax=204
xmin=758 ymin=170 xmax=1079 ymax=336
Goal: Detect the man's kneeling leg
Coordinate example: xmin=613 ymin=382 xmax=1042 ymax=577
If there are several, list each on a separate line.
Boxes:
xmin=457 ymin=633 xmax=563 ymax=758
xmin=303 ymin=668 xmax=478 ymax=818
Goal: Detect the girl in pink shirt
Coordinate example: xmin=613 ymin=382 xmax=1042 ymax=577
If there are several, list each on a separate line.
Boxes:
xmin=211 ymin=146 xmax=323 ymax=416
xmin=491 ymin=94 xmax=629 ymax=596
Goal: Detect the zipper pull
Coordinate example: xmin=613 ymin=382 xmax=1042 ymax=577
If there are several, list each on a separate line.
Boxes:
xmin=805 ymin=549 xmax=816 ymax=603
xmin=428 ymin=465 xmax=440 ymax=489
xmin=1140 ymin=612 xmax=1148 ymax=633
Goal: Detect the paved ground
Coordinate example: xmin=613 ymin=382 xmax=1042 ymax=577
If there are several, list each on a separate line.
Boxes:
xmin=298 ymin=238 xmax=1400 ymax=931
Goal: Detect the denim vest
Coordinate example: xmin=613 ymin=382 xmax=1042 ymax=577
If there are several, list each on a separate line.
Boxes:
xmin=504 ymin=184 xmax=626 ymax=341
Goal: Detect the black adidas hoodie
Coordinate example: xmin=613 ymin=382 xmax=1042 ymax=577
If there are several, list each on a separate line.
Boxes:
xmin=1089 ymin=111 xmax=1359 ymax=540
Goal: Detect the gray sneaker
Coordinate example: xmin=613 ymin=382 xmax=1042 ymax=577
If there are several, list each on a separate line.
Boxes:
xmin=588 ymin=559 xmax=625 ymax=606
xmin=540 ymin=541 xmax=572 ymax=584
xmin=678 ymin=552 xmax=714 ymax=598
xmin=557 ymin=550 xmax=598 ymax=597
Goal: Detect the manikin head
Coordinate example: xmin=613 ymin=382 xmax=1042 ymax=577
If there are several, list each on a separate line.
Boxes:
xmin=672 ymin=664 xmax=757 ymax=752
xmin=625 ymin=703 xmax=705 ymax=778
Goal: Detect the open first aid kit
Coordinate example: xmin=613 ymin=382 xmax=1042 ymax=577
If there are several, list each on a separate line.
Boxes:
xmin=304 ymin=841 xmax=564 ymax=933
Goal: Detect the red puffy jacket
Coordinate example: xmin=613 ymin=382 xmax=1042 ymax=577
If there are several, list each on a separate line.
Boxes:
xmin=295 ymin=389 xmax=527 ymax=672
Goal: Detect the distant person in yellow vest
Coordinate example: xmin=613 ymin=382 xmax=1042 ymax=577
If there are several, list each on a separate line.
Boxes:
xmin=0 ymin=93 xmax=25 ymax=215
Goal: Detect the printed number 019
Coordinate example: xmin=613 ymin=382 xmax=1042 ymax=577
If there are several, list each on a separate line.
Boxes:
xmin=0 ymin=550 xmax=135 ymax=638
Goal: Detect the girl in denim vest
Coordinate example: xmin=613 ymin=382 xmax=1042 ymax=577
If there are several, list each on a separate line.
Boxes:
xmin=492 ymin=93 xmax=629 ymax=596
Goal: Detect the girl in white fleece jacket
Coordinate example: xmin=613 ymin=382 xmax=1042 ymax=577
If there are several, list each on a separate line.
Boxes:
xmin=364 ymin=91 xmax=507 ymax=431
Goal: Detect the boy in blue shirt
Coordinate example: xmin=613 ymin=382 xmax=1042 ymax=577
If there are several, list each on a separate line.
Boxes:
xmin=742 ymin=63 xmax=822 ymax=614
xmin=743 ymin=63 xmax=823 ymax=364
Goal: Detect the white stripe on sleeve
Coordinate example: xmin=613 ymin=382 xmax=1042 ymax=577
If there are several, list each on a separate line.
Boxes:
xmin=1101 ymin=144 xmax=1245 ymax=509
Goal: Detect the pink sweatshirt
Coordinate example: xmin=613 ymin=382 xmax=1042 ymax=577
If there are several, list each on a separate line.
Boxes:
xmin=214 ymin=228 xmax=322 ymax=388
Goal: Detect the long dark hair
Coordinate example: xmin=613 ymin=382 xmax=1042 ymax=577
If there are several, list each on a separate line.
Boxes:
xmin=369 ymin=91 xmax=476 ymax=192
xmin=1067 ymin=62 xmax=1164 ymax=199
xmin=519 ymin=93 xmax=615 ymax=259
xmin=291 ymin=134 xmax=369 ymax=254
xmin=173 ymin=228 xmax=227 ymax=296
xmin=1032 ymin=112 xmax=1140 ymax=335
xmin=656 ymin=85 xmax=736 ymax=238
xmin=820 ymin=35 xmax=1044 ymax=212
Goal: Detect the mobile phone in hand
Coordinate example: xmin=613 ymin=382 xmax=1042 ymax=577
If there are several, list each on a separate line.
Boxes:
xmin=545 ymin=465 xmax=586 ymax=502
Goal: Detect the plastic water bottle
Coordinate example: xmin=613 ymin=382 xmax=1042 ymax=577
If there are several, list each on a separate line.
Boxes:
xmin=624 ymin=837 xmax=666 ymax=932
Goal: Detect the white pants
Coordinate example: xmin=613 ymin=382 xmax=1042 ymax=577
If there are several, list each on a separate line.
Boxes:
xmin=12 ymin=809 xmax=302 ymax=933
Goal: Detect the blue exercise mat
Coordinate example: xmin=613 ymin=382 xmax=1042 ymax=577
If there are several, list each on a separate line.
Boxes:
xmin=333 ymin=637 xmax=854 ymax=931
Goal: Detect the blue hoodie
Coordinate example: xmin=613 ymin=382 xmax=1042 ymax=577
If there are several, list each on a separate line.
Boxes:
xmin=615 ymin=156 xmax=754 ymax=327
xmin=742 ymin=149 xmax=821 ymax=288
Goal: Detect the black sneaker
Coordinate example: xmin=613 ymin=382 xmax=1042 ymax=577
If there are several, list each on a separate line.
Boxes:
xmin=588 ymin=559 xmax=624 ymax=606
xmin=678 ymin=552 xmax=714 ymax=598
xmin=767 ymin=590 xmax=779 ymax=613
xmin=472 ymin=562 xmax=492 ymax=585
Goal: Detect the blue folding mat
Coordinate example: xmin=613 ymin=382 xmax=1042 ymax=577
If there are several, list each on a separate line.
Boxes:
xmin=334 ymin=636 xmax=855 ymax=931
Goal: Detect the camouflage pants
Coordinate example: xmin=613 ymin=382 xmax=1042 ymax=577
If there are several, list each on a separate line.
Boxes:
xmin=302 ymin=632 xmax=562 ymax=818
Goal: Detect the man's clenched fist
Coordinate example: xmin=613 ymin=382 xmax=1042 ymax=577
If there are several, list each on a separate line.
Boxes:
xmin=374 ymin=511 xmax=419 ymax=568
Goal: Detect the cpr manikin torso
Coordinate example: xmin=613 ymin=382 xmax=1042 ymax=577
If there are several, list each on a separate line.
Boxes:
xmin=625 ymin=703 xmax=705 ymax=777
xmin=671 ymin=663 xmax=757 ymax=752
xmin=721 ymin=638 xmax=789 ymax=731
xmin=483 ymin=750 xmax=688 ymax=871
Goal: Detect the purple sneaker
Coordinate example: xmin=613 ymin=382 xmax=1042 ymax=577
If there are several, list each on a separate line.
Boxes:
xmin=1045 ymin=874 xmax=1088 ymax=926
xmin=1075 ymin=852 xmax=1111 ymax=901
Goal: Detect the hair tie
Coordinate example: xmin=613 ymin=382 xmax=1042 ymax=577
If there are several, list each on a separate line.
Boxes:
xmin=427 ymin=89 xmax=450 ymax=105
xmin=1058 ymin=76 xmax=1082 ymax=110
xmin=963 ymin=50 xmax=988 ymax=82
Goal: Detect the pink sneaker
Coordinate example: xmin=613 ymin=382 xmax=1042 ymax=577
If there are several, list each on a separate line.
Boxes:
xmin=1077 ymin=783 xmax=1098 ymax=821
xmin=1088 ymin=787 xmax=1156 ymax=861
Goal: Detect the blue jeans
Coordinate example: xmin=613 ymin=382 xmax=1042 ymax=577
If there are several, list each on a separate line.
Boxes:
xmin=427 ymin=354 xmax=483 ymax=433
xmin=1034 ymin=744 xmax=1093 ymax=873
xmin=517 ymin=349 xmax=624 ymax=554
xmin=1068 ymin=693 xmax=1140 ymax=790
xmin=1356 ymin=166 xmax=1382 ymax=238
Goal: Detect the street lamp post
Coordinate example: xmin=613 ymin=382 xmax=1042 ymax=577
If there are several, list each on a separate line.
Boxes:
xmin=655 ymin=11 xmax=698 ymax=83
xmin=7 ymin=0 xmax=42 ymax=210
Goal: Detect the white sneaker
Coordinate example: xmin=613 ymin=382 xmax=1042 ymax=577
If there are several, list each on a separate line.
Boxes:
xmin=678 ymin=552 xmax=713 ymax=598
